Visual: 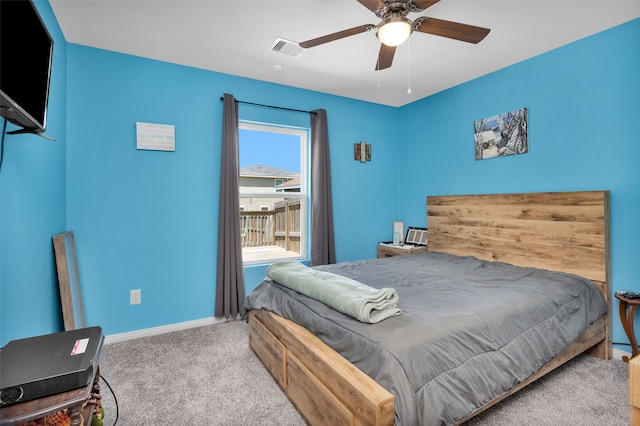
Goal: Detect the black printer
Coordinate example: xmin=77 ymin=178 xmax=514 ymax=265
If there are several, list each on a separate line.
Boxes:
xmin=0 ymin=326 xmax=103 ymax=407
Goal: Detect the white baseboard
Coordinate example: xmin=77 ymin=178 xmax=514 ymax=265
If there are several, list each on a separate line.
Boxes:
xmin=104 ymin=316 xmax=237 ymax=344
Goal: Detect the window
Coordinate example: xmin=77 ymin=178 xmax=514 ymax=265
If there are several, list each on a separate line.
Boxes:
xmin=238 ymin=122 xmax=308 ymax=265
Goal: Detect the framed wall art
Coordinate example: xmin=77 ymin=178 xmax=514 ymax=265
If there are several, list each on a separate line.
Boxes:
xmin=474 ymin=107 xmax=528 ymax=160
xmin=354 ymin=141 xmax=371 ymax=163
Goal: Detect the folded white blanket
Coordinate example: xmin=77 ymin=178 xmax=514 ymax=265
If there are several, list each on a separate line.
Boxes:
xmin=266 ymin=261 xmax=401 ymax=323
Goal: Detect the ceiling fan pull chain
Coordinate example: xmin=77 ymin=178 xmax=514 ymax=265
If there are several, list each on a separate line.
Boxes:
xmin=377 ymin=41 xmax=381 ymax=89
xmin=407 ymin=37 xmax=412 ymax=94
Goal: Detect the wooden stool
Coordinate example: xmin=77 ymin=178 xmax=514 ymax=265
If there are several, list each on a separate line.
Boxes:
xmin=616 ymin=293 xmax=640 ymax=362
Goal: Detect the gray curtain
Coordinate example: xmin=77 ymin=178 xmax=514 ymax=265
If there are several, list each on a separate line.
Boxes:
xmin=215 ymin=93 xmax=245 ymax=318
xmin=310 ymin=109 xmax=336 ymax=266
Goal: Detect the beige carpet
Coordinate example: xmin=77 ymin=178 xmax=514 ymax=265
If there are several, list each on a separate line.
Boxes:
xmin=97 ymin=320 xmax=629 ymax=425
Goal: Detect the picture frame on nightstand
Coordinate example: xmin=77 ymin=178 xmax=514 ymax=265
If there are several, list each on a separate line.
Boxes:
xmin=405 ymin=227 xmax=428 ymax=246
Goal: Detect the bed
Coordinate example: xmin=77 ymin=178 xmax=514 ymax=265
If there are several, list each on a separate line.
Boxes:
xmin=243 ymin=190 xmax=611 ymax=425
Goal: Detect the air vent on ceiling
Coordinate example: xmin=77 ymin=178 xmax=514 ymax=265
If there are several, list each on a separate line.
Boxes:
xmin=269 ymin=38 xmax=305 ymax=58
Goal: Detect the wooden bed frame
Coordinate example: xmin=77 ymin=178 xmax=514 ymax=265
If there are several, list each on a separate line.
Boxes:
xmin=248 ymin=190 xmax=611 ymax=426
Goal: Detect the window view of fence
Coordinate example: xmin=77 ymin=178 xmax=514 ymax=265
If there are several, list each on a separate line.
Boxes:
xmin=238 ymin=122 xmax=307 ymax=264
xmin=240 ymin=198 xmax=302 ymax=263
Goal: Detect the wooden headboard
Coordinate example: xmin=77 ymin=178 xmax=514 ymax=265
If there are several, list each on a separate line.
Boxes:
xmin=427 ymin=190 xmax=611 ymax=360
xmin=427 ymin=191 xmax=610 ymax=283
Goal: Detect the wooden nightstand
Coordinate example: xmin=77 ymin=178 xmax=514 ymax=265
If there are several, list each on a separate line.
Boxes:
xmin=377 ymin=244 xmax=427 ymax=258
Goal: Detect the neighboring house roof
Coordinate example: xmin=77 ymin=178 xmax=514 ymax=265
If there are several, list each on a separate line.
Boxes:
xmin=239 ymin=165 xmax=299 ymax=178
xmin=275 ymin=177 xmax=300 ymax=191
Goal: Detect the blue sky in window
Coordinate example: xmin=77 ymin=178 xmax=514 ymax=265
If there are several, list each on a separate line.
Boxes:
xmin=239 ymin=128 xmax=300 ymax=173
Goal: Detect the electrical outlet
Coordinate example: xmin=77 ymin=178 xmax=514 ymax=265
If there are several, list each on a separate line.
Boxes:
xmin=130 ymin=289 xmax=141 ymax=305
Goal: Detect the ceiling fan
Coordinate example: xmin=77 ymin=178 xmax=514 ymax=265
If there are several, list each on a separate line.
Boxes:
xmin=299 ymin=0 xmax=491 ymax=71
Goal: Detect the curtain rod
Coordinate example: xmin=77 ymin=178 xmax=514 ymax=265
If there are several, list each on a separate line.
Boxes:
xmin=219 ymin=96 xmax=316 ymax=115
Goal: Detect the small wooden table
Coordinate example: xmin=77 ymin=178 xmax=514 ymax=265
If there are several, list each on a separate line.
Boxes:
xmin=616 ymin=293 xmax=640 ymax=362
xmin=377 ymin=243 xmax=427 ymax=258
xmin=0 ymin=368 xmax=101 ymax=426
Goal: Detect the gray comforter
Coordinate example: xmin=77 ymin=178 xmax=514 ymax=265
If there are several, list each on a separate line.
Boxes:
xmin=243 ymin=251 xmax=607 ymax=426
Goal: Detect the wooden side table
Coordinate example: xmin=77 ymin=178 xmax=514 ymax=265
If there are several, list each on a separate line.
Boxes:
xmin=377 ymin=244 xmax=427 ymax=258
xmin=0 ymin=367 xmax=100 ymax=426
xmin=616 ymin=293 xmax=640 ymax=362
xmin=0 ymin=329 xmax=104 ymax=426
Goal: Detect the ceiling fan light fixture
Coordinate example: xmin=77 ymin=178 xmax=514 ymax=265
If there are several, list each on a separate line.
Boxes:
xmin=376 ymin=15 xmax=413 ymax=47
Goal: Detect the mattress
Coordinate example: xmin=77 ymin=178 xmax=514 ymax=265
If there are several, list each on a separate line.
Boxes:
xmin=243 ymin=251 xmax=607 ymax=425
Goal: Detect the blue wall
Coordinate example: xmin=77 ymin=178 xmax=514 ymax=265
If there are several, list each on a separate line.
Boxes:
xmin=2 ymin=33 xmax=401 ymax=341
xmin=0 ymin=1 xmax=68 ymax=344
xmin=1 ymin=0 xmax=638 ymax=355
xmin=398 ymin=19 xmax=640 ymax=349
xmin=59 ymin=44 xmax=402 ymax=336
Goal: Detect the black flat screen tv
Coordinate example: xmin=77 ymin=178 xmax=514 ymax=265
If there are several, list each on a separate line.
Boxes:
xmin=0 ymin=0 xmax=54 ymax=135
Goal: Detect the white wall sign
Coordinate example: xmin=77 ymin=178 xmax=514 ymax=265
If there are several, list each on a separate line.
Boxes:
xmin=136 ymin=122 xmax=175 ymax=151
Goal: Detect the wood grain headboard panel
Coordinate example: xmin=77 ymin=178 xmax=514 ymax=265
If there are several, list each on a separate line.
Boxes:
xmin=427 ymin=191 xmax=610 ymax=285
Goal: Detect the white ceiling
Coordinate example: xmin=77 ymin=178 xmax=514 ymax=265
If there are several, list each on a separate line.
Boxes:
xmin=49 ymin=0 xmax=640 ymax=107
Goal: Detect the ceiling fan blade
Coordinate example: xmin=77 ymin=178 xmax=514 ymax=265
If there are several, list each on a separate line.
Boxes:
xmin=415 ymin=17 xmax=490 ymax=44
xmin=410 ymin=0 xmax=440 ymax=11
xmin=356 ymin=0 xmax=387 ymax=12
xmin=299 ymin=24 xmax=375 ymax=49
xmin=375 ymin=44 xmax=396 ymax=70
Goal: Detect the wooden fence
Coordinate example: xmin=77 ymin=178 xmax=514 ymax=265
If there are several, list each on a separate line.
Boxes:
xmin=240 ymin=199 xmax=300 ymax=253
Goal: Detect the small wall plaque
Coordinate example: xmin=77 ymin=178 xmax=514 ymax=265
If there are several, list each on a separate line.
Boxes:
xmin=136 ymin=122 xmax=175 ymax=151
